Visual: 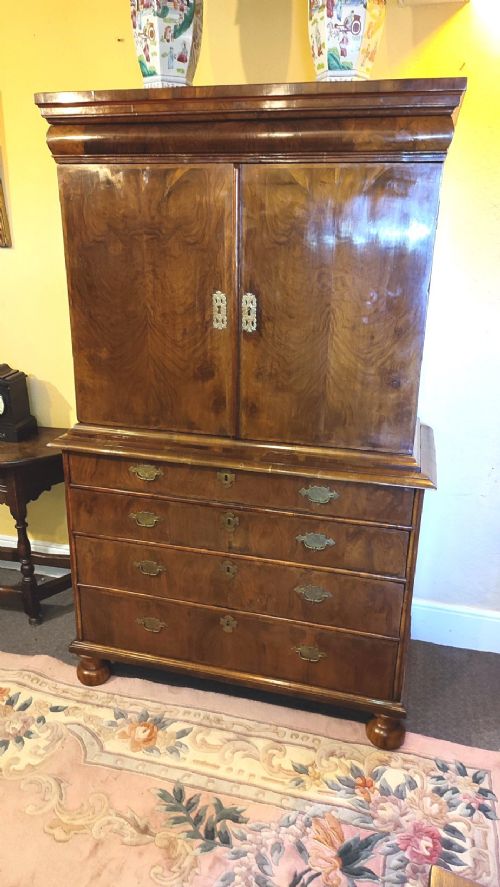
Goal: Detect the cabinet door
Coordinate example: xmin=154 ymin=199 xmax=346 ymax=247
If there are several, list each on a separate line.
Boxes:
xmin=59 ymin=164 xmax=236 ymax=436
xmin=239 ymin=164 xmax=441 ymax=453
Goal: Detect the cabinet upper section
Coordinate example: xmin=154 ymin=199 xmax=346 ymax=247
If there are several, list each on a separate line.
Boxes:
xmin=36 ymin=79 xmax=466 ymax=162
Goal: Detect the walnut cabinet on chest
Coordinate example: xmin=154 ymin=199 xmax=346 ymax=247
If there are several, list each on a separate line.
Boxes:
xmin=37 ymin=79 xmax=465 ymax=749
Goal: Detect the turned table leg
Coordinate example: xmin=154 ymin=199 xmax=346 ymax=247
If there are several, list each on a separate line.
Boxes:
xmin=366 ymin=715 xmax=406 ymax=751
xmin=10 ymin=497 xmax=42 ymax=625
xmin=77 ymin=656 xmax=111 ymax=686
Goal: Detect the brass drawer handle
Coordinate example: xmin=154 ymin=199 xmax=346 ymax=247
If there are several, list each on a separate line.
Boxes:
xmin=295 ymin=585 xmax=332 ymax=604
xmin=221 ymin=559 xmax=238 ymax=579
xmin=294 ymin=644 xmax=327 ymax=663
xmin=221 ymin=511 xmax=239 ymax=532
xmin=217 ymin=469 xmax=235 ymax=488
xmin=134 ymin=560 xmax=166 ymax=577
xmin=212 ymin=291 xmax=227 ymax=330
xmin=242 ymin=292 xmax=257 ymax=332
xmin=296 ymin=532 xmax=335 ymax=552
xmin=137 ymin=616 xmax=167 ymax=633
xmin=129 ymin=464 xmax=164 ymax=482
xmin=220 ymin=615 xmax=237 ymax=633
xmin=129 ymin=511 xmax=163 ymax=528
xmin=299 ymin=484 xmax=339 ymax=505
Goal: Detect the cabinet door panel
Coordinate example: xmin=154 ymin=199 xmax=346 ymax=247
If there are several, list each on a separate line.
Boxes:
xmin=59 ymin=164 xmax=236 ymax=435
xmin=239 ymin=164 xmax=441 ymax=453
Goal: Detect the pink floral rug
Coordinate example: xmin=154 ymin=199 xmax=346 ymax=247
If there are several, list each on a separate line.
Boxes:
xmin=0 ymin=652 xmax=498 ymax=887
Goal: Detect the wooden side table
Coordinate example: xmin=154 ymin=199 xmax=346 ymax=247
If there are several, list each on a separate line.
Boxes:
xmin=0 ymin=427 xmax=72 ymax=624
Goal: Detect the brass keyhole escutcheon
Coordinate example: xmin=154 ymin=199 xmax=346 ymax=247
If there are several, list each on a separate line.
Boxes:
xmin=129 ymin=464 xmax=164 ymax=482
xmin=137 ymin=616 xmax=167 ymax=633
xmin=217 ymin=469 xmax=235 ymax=488
xmin=221 ymin=560 xmax=238 ymax=579
xmin=220 ymin=615 xmax=237 ymax=633
xmin=221 ymin=511 xmax=239 ymax=532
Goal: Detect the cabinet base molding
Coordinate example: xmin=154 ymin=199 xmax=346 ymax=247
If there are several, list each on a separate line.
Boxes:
xmin=70 ymin=641 xmax=407 ymax=722
xmin=365 ymin=714 xmax=406 ymax=750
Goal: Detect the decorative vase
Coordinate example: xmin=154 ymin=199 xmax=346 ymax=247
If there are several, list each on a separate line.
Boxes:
xmin=308 ymin=0 xmax=386 ymax=82
xmin=130 ymin=0 xmax=203 ymax=89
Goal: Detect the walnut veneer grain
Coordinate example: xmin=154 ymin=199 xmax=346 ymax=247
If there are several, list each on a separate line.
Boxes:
xmin=37 ymin=79 xmax=465 ymax=750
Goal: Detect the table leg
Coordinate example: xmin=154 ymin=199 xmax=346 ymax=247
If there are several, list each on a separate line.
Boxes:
xmin=10 ymin=500 xmax=42 ymax=625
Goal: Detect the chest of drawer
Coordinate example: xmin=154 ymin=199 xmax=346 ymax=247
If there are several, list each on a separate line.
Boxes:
xmin=79 ymin=586 xmax=399 ymax=701
xmin=69 ymin=453 xmax=413 ymax=526
xmin=70 ymin=488 xmax=410 ymax=577
xmin=74 ymin=536 xmax=405 ymax=638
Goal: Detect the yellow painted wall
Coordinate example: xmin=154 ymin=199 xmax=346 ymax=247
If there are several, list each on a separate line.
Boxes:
xmin=0 ymin=2 xmax=499 ymax=621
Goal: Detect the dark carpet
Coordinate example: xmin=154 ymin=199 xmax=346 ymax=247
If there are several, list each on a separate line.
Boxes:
xmin=0 ymin=566 xmax=498 ymax=751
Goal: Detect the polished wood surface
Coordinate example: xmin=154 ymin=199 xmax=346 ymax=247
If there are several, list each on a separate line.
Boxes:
xmin=36 ymin=79 xmax=465 ymax=162
xmin=0 ymin=426 xmax=64 ymax=466
xmin=74 ymin=536 xmax=405 ymax=638
xmin=69 ymin=453 xmax=415 ymax=524
xmin=59 ymin=164 xmax=236 ymax=434
xmin=58 ymin=419 xmax=437 ymax=484
xmin=240 ymin=164 xmax=441 ymax=453
xmin=79 ymin=585 xmax=399 ymax=700
xmin=38 ymin=80 xmax=465 ymax=750
xmin=429 ymin=867 xmax=479 ymax=887
xmin=70 ymin=487 xmax=410 ymax=577
xmin=365 ymin=714 xmax=406 ymax=751
xmin=0 ymin=427 xmax=71 ymax=622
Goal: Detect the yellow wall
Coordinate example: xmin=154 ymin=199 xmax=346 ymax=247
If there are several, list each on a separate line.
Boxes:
xmin=0 ymin=2 xmax=499 ymax=616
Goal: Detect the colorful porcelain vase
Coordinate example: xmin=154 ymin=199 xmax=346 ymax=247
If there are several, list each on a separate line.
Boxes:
xmin=308 ymin=0 xmax=386 ymax=81
xmin=130 ymin=0 xmax=203 ymax=88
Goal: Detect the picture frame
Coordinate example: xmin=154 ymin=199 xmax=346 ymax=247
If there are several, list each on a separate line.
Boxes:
xmin=0 ymin=178 xmax=11 ymax=247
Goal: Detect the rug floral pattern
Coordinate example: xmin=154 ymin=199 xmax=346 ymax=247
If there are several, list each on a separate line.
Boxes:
xmin=0 ymin=662 xmax=498 ymax=887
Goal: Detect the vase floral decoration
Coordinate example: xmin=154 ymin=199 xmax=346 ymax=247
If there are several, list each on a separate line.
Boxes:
xmin=308 ymin=0 xmax=386 ymax=82
xmin=130 ymin=0 xmax=203 ymax=88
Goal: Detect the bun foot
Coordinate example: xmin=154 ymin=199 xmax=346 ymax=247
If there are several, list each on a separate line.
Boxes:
xmin=76 ymin=656 xmax=111 ymax=686
xmin=366 ymin=715 xmax=406 ymax=750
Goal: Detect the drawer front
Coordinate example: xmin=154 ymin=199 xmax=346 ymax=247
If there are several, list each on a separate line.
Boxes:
xmin=70 ymin=489 xmax=410 ymax=577
xmin=79 ymin=586 xmax=398 ymax=700
xmin=75 ymin=536 xmax=405 ymax=637
xmin=69 ymin=453 xmax=413 ymax=525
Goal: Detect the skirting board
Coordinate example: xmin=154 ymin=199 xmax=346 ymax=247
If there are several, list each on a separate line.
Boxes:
xmin=411 ymin=599 xmax=500 ymax=654
xmin=1 ymin=535 xmax=498 ymax=654
xmin=0 ymin=534 xmax=70 ymax=558
xmin=0 ymin=534 xmax=70 ymax=577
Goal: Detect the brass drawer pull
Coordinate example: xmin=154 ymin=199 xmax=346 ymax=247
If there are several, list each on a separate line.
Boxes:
xmin=130 ymin=511 xmax=163 ymax=528
xmin=134 ymin=560 xmax=166 ymax=577
xmin=221 ymin=511 xmax=239 ymax=532
xmin=242 ymin=292 xmax=257 ymax=332
xmin=212 ymin=291 xmax=227 ymax=330
xmin=137 ymin=616 xmax=167 ymax=633
xmin=294 ymin=644 xmax=327 ymax=663
xmin=221 ymin=559 xmax=238 ymax=579
xmin=295 ymin=585 xmax=332 ymax=604
xmin=129 ymin=464 xmax=163 ymax=482
xmin=299 ymin=484 xmax=339 ymax=505
xmin=217 ymin=469 xmax=235 ymax=488
xmin=296 ymin=532 xmax=335 ymax=552
xmin=220 ymin=614 xmax=237 ymax=633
